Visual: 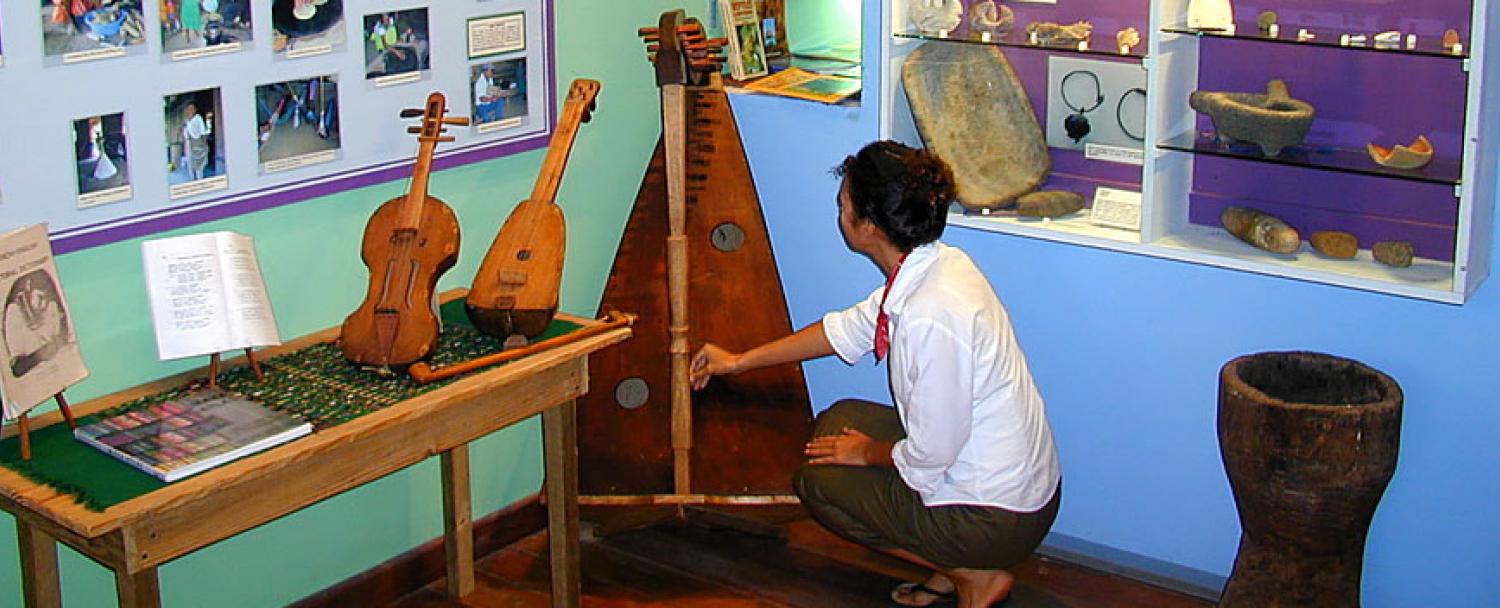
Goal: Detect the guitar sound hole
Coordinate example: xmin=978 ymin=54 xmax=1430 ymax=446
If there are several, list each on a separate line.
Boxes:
xmin=516 ymin=249 xmax=532 ymax=261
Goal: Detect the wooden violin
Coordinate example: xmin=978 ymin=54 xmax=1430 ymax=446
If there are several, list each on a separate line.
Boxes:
xmin=340 ymin=92 xmax=467 ymax=370
xmin=466 ymin=79 xmax=602 ymax=339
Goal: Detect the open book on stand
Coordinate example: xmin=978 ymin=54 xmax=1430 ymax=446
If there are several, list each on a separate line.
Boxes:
xmin=0 ymin=224 xmax=89 ymax=421
xmin=73 ymin=388 xmax=311 ymax=482
xmin=142 ymin=231 xmax=281 ymax=361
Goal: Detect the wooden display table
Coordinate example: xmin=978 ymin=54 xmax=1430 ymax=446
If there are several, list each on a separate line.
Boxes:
xmin=0 ymin=307 xmax=629 ymax=608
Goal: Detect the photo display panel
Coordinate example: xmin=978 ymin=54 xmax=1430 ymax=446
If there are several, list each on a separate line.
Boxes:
xmin=0 ymin=0 xmax=555 ymax=253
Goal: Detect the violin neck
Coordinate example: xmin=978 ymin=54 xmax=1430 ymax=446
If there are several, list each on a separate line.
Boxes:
xmin=401 ymin=139 xmax=440 ymax=229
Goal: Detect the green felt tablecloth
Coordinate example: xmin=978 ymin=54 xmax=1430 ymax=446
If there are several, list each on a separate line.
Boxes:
xmin=0 ymin=301 xmax=581 ymax=512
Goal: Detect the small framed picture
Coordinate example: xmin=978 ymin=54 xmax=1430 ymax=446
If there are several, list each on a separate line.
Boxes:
xmin=255 ymin=74 xmax=341 ymax=173
xmin=362 ymin=8 xmax=431 ymax=87
xmin=42 ymin=0 xmax=147 ymax=65
xmin=164 ymin=88 xmax=229 ymax=199
xmin=72 ymin=112 xmax=132 ymax=207
xmin=161 ymin=0 xmax=253 ymax=62
xmin=270 ymin=0 xmax=345 ymax=60
xmin=471 ymin=58 xmax=528 ymax=133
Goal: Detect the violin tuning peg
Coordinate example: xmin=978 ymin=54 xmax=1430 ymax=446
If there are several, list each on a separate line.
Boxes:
xmin=407 ymin=126 xmax=423 ymax=134
xmin=638 ymin=27 xmax=660 ymax=37
xmin=438 ymin=135 xmax=457 ymax=143
xmin=399 ymin=109 xmax=424 ymax=118
xmin=443 ymin=117 xmax=470 ymax=126
xmin=581 ymin=113 xmax=593 ymax=124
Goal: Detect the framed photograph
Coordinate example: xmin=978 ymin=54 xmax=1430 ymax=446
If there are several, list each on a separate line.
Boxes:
xmin=72 ymin=113 xmax=132 ymax=208
xmin=165 ymin=88 xmax=229 ymax=199
xmin=255 ymin=75 xmax=341 ymax=173
xmin=41 ymin=0 xmax=147 ymax=65
xmin=161 ymin=0 xmax=253 ymax=62
xmin=471 ymin=58 xmax=528 ymax=133
xmin=362 ymin=8 xmax=430 ymax=86
xmin=270 ymin=0 xmax=344 ymax=60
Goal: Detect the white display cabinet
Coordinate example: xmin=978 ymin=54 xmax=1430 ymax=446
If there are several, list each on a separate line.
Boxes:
xmin=880 ymin=0 xmax=1499 ymax=302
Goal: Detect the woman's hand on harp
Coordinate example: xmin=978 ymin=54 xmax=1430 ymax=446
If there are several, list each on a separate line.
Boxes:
xmin=690 ymin=343 xmax=741 ymax=390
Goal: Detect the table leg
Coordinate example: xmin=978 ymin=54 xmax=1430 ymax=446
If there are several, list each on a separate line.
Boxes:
xmin=440 ymin=444 xmax=475 ymax=598
xmin=542 ymin=399 xmax=581 ymax=608
xmin=16 ymin=519 xmax=62 ymax=608
xmin=114 ymin=567 xmax=160 ymax=608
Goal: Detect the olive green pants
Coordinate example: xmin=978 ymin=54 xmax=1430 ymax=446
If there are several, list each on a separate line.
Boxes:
xmin=793 ymin=399 xmax=1060 ymax=570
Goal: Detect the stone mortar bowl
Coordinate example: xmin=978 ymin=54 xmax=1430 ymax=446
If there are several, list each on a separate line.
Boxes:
xmin=1189 ymin=79 xmax=1315 ymax=156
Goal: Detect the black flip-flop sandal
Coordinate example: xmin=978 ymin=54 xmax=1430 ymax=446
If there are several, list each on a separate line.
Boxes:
xmin=890 ymin=582 xmax=958 ymax=607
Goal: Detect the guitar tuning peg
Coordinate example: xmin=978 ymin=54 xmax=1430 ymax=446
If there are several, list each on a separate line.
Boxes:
xmin=399 ymin=109 xmax=424 ymax=118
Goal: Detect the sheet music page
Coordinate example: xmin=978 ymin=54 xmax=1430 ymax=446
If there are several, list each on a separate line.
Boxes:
xmin=216 ymin=233 xmax=281 ymax=349
xmin=143 ymin=233 xmax=234 ymax=360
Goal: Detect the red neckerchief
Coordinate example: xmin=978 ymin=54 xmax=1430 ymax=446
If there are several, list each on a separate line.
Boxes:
xmin=874 ymin=252 xmax=911 ymax=363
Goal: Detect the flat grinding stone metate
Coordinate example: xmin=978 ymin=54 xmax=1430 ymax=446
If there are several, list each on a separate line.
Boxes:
xmin=902 ymin=42 xmax=1050 ymax=210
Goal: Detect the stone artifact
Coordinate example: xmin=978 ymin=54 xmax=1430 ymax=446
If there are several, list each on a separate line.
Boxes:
xmin=1367 ymin=135 xmax=1434 ymax=170
xmin=1187 ymin=0 xmax=1234 ymax=32
xmin=1218 ymin=352 xmax=1402 ymax=608
xmin=1190 ymin=79 xmax=1316 ymax=156
xmin=969 ymin=0 xmax=1015 ymax=37
xmin=1221 ymin=206 xmax=1300 ymax=254
xmin=1026 ymin=21 xmax=1093 ymax=47
xmin=1310 ymin=230 xmax=1359 ymax=259
xmin=903 ymin=42 xmax=1050 ymax=210
xmin=908 ymin=0 xmax=964 ymax=34
xmin=1373 ymin=241 xmax=1415 ymax=267
xmin=1256 ymin=10 xmax=1277 ymax=31
xmin=1116 ymin=27 xmax=1141 ymax=53
xmin=1016 ymin=190 xmax=1085 ymax=218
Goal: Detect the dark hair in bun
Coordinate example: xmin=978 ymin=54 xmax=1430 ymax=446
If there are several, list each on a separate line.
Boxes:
xmin=833 ymin=140 xmax=956 ymax=252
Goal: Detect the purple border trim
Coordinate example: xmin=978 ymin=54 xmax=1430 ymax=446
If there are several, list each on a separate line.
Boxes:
xmin=53 ymin=1 xmax=559 ymax=256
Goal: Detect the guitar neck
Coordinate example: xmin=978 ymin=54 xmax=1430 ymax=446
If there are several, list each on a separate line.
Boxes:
xmin=529 ymin=108 xmax=588 ymax=204
xmin=401 ymin=139 xmax=440 ymax=228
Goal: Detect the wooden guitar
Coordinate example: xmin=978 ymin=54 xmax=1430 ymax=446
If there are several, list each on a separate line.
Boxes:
xmin=340 ymin=93 xmax=468 ymax=370
xmin=466 ymin=79 xmax=602 ymax=339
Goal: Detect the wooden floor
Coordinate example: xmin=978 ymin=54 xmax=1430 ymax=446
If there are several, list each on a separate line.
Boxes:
xmin=389 ymin=517 xmax=1212 ymax=607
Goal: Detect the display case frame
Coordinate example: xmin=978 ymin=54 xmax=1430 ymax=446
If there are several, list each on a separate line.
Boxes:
xmin=879 ymin=0 xmax=1499 ymax=303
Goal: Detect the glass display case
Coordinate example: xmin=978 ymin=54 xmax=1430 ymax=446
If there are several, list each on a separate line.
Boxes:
xmin=880 ymin=0 xmax=1498 ymax=302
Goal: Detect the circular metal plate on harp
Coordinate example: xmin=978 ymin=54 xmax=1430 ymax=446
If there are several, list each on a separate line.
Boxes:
xmin=615 ymin=377 xmax=649 ymax=409
xmin=710 ymin=222 xmax=745 ymax=252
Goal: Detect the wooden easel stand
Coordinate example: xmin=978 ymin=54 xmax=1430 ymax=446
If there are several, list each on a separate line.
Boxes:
xmin=14 ymin=393 xmax=79 ymax=461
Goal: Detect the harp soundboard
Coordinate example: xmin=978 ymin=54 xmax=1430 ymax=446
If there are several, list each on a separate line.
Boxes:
xmin=576 ymin=11 xmax=812 ymax=509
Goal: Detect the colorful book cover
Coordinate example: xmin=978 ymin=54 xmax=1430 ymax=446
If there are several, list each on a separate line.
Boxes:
xmin=719 ymin=0 xmax=769 ymax=80
xmin=74 ymin=388 xmax=311 ymax=482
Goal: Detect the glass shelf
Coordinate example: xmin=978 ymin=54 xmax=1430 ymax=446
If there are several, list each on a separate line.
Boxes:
xmin=1158 ymin=132 xmax=1463 ymax=186
xmin=893 ymin=30 xmax=1144 ymax=61
xmin=1160 ymin=23 xmax=1470 ymax=60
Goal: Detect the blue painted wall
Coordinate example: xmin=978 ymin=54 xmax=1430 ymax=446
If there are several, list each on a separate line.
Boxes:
xmin=735 ymin=3 xmax=1499 ymax=606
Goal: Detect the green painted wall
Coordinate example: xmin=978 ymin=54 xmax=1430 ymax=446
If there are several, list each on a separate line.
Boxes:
xmin=0 ymin=1 xmax=681 ymax=605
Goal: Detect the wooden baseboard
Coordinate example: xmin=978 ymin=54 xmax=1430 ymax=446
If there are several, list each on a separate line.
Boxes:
xmin=289 ymin=494 xmax=547 ymax=608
